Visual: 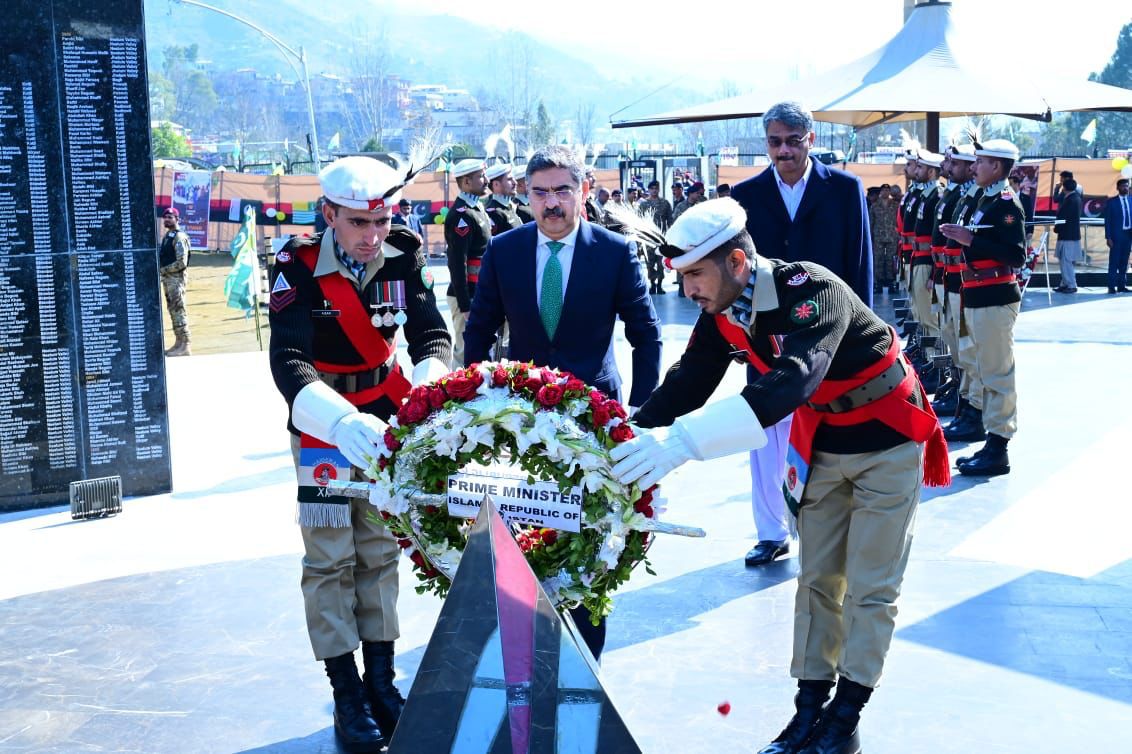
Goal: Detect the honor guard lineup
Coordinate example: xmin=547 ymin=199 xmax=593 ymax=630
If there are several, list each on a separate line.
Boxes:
xmin=886 ymin=138 xmax=1024 ymax=478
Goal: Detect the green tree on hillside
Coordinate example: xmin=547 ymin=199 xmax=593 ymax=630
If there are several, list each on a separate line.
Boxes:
xmin=151 ymin=123 xmax=192 ymax=159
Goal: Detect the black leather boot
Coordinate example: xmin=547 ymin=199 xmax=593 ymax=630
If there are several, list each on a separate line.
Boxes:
xmin=757 ymin=680 xmax=834 ymax=754
xmin=798 ymin=679 xmax=869 ymax=754
xmin=324 ymin=653 xmax=385 ymax=753
xmin=944 ymin=405 xmax=986 ymax=442
xmin=955 ymin=442 xmax=988 ymax=468
xmin=948 ymin=396 xmax=968 ymax=425
xmin=960 ymin=433 xmax=1010 ymax=476
xmin=361 ymin=641 xmax=405 ymax=743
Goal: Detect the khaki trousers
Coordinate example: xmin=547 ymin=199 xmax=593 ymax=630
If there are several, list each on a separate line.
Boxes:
xmin=938 ymin=286 xmax=958 ymax=362
xmin=792 ymin=442 xmax=922 ymax=688
xmin=948 ymin=292 xmax=982 ymax=410
xmin=291 ymin=435 xmax=400 ymax=660
xmin=447 ymin=296 xmax=468 ymax=369
xmin=965 ymin=302 xmax=1019 ymax=438
xmin=909 ymin=265 xmax=938 ymax=339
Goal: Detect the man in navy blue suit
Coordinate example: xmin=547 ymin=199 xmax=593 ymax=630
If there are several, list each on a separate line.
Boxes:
xmin=463 ymin=144 xmax=662 ymax=660
xmin=729 ymin=102 xmax=873 ymax=573
xmin=1104 ymin=178 xmax=1132 ymax=294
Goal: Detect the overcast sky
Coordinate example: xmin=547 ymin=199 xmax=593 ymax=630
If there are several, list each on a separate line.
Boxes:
xmin=410 ymin=0 xmax=1130 ymax=90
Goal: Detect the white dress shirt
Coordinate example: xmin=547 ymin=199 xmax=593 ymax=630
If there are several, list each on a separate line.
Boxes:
xmin=535 ymin=225 xmax=580 ymax=308
xmin=773 ymin=158 xmax=814 ymax=221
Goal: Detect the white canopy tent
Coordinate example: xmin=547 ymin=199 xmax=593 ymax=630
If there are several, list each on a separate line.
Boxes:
xmin=611 ymin=0 xmax=1132 ymax=143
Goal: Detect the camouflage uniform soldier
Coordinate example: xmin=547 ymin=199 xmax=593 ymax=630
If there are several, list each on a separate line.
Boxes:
xmin=159 ymin=207 xmax=191 ymax=356
xmin=638 ymin=180 xmax=673 ymax=293
xmin=868 ymin=186 xmax=900 ymax=293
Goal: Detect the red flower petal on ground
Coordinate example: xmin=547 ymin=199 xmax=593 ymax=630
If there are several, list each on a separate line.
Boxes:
xmin=717 ymin=701 xmax=731 ymax=716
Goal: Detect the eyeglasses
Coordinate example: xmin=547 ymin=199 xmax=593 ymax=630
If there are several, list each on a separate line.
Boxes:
xmin=530 ymin=187 xmax=578 ymax=202
xmin=766 ymin=135 xmax=808 ymax=149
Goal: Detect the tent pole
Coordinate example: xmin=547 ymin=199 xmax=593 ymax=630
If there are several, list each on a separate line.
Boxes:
xmin=927 ymin=112 xmax=940 ymax=151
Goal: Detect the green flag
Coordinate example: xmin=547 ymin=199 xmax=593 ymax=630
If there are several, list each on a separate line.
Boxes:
xmin=224 ymin=205 xmax=260 ymax=315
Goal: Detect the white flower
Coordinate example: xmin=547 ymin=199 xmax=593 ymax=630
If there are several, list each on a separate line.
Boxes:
xmin=432 ymin=423 xmax=464 ymax=459
xmin=598 ymin=533 xmax=625 ymax=570
xmin=370 ymin=479 xmax=408 ymax=516
xmin=496 ymin=410 xmax=528 ymax=437
xmin=460 ymin=422 xmax=495 ymax=453
xmin=581 ymin=470 xmax=608 ymax=493
xmin=577 ymin=451 xmax=604 ymax=472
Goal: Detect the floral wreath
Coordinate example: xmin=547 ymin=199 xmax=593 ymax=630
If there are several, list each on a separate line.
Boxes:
xmin=363 ymin=361 xmax=660 ymax=622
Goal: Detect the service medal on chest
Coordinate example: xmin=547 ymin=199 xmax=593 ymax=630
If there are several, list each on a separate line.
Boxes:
xmin=393 ymin=309 xmax=408 ymax=326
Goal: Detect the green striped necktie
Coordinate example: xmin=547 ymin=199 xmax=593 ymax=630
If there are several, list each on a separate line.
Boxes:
xmin=540 ymin=240 xmax=564 ymax=339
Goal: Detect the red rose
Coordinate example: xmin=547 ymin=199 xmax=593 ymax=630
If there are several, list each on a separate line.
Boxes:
xmin=383 ymin=430 xmax=401 ymax=452
xmin=380 ymin=511 xmax=391 ymax=520
xmin=425 ymin=505 xmax=439 ymax=514
xmin=467 ymin=368 xmax=485 ymax=388
xmin=639 ymin=485 xmax=656 ymax=506
xmin=428 ymin=387 xmax=446 ymax=409
xmin=492 ymin=366 xmax=509 ymax=387
xmin=633 ymin=501 xmax=654 ymax=518
xmin=537 ymin=383 xmax=565 ymax=407
xmin=591 ymin=403 xmax=612 ymax=427
xmin=397 ymin=538 xmax=412 ymax=549
xmin=610 ymin=423 xmax=635 ymax=442
xmin=410 ymin=385 xmax=430 ymax=404
xmin=564 ymin=377 xmax=586 ymax=395
xmin=397 ymin=397 xmax=430 ymax=425
xmin=541 ymin=369 xmax=558 ymax=384
xmin=539 ymin=528 xmax=558 ymax=545
xmin=409 ymin=551 xmax=426 ymax=567
xmin=588 ymin=389 xmax=605 ymax=406
xmin=608 ymin=402 xmax=628 ymax=420
xmin=524 ymin=376 xmax=544 ymax=392
xmin=445 ymin=375 xmax=478 ymax=400
xmin=424 ymin=567 xmax=439 ymax=578
xmin=377 ymin=457 xmax=389 ymax=471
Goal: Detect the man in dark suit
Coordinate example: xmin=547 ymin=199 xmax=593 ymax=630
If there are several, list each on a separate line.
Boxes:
xmin=1054 ymin=178 xmax=1083 ymax=293
xmin=1104 ymin=178 xmax=1132 ymax=294
xmin=463 ymin=145 xmax=663 ymax=660
xmin=728 ymin=101 xmax=873 ymax=571
xmin=730 ymin=102 xmax=873 ymax=306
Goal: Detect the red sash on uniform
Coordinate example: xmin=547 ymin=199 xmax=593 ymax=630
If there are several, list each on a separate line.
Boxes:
xmin=466 ymin=257 xmax=482 ymax=284
xmin=714 ymin=315 xmax=951 ymax=512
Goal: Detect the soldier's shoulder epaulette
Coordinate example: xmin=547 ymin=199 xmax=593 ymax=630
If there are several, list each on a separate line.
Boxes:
xmin=1000 ymin=189 xmax=1015 ymax=201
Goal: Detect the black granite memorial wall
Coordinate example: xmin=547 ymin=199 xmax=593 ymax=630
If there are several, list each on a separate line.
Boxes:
xmin=0 ymin=0 xmax=172 ymax=511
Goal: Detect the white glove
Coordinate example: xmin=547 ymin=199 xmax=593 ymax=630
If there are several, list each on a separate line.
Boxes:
xmin=610 ymin=424 xmax=696 ymax=489
xmin=291 ymin=381 xmax=386 ymax=468
xmin=329 ymin=412 xmax=387 ymax=468
xmin=412 ymin=357 xmax=451 ymax=386
xmin=610 ymin=395 xmax=768 ymax=489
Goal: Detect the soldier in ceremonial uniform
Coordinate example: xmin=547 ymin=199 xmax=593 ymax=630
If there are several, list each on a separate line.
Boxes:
xmin=269 ymin=156 xmax=452 ymax=752
xmin=159 ymin=207 xmax=192 ymax=357
xmin=444 ymin=159 xmax=492 ymax=367
xmin=612 ymin=198 xmax=949 ymax=754
xmin=930 ymin=144 xmax=977 ymax=414
xmin=939 ymin=139 xmax=1026 ymax=476
xmin=484 ymin=163 xmax=522 ymax=236
xmin=909 ymin=150 xmax=942 ymax=340
xmin=512 ymin=165 xmax=535 ymax=224
xmin=896 ymin=153 xmax=920 ymax=291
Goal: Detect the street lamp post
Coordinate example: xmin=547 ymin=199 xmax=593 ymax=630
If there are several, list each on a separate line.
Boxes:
xmin=172 ymin=0 xmax=322 ymax=170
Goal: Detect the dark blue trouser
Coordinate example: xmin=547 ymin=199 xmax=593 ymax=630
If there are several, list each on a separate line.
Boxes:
xmin=1108 ymin=233 xmax=1132 ymax=290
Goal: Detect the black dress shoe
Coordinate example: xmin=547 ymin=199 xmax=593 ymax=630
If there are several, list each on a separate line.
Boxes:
xmin=758 ymin=682 xmax=832 ymax=754
xmin=944 ymin=407 xmax=986 ymax=442
xmin=745 ymin=540 xmax=790 ymax=566
xmin=1108 ymin=289 xmax=1118 ymax=294
xmin=955 ymin=443 xmax=987 ymax=468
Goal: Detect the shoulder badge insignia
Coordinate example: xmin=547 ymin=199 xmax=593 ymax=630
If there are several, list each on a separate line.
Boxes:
xmin=1001 ymin=189 xmax=1014 ymax=200
xmin=275 ymin=250 xmax=291 ymax=264
xmin=455 ymin=206 xmax=467 ymax=213
xmin=421 ymin=266 xmax=434 ymax=289
xmin=786 ymin=271 xmax=810 ymax=287
xmin=455 ymin=218 xmax=470 ymax=237
xmin=271 ymin=273 xmax=291 ymax=293
xmin=790 ymin=299 xmax=819 ymax=325
xmin=1004 ymin=213 xmax=1017 ymax=225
